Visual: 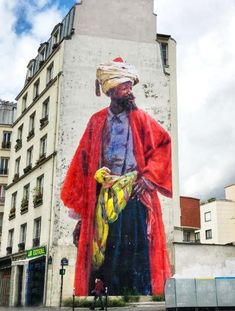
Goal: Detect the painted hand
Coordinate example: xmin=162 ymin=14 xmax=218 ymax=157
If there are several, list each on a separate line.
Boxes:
xmin=73 ymin=218 xmax=81 ymax=247
xmin=132 ymin=176 xmax=156 ymax=198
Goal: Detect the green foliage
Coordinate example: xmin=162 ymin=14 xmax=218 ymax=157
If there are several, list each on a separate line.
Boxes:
xmin=63 ymin=297 xmax=126 ymax=308
xmin=152 ymin=294 xmax=165 ymax=301
xmin=122 ymin=287 xmax=140 ymax=302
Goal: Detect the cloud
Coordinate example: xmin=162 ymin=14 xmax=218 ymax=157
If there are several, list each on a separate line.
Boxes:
xmin=157 ymin=0 xmax=235 ymax=199
xmin=0 ymin=0 xmax=64 ymax=101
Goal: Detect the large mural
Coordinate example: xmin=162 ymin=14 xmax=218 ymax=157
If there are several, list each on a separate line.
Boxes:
xmin=61 ymin=57 xmax=172 ymax=296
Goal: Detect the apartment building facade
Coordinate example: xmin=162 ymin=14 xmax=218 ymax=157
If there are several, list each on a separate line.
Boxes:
xmin=0 ymin=0 xmax=180 ymax=306
xmin=199 ymin=184 xmax=235 ymax=244
xmin=0 ymin=100 xmax=16 ymax=306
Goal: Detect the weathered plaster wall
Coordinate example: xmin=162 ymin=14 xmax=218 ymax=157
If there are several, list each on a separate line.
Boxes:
xmin=174 ymin=243 xmax=235 ymax=277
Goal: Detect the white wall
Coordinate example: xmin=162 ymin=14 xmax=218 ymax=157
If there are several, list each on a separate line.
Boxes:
xmin=174 ymin=243 xmax=235 ymax=278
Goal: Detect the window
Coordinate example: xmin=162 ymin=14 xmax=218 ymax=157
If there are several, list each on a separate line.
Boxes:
xmin=10 ymin=192 xmax=17 ymax=214
xmin=38 ymin=43 xmax=48 ymax=64
xmin=195 ymin=232 xmax=200 ymax=242
xmin=40 ymin=135 xmax=47 ymax=157
xmin=29 ymin=112 xmax=35 ymax=132
xmin=7 ymin=229 xmax=14 ymax=254
xmin=33 ymin=175 xmax=44 ymax=207
xmin=23 ymin=184 xmax=30 ymax=201
xmin=160 ymin=42 xmax=168 ymax=66
xmin=52 ymin=24 xmax=61 ymax=46
xmin=204 ymin=211 xmax=211 ymax=222
xmin=15 ymin=125 xmax=23 ymax=151
xmin=205 ymin=229 xmax=212 ymax=240
xmin=22 ymin=93 xmax=27 ymax=112
xmin=33 ymin=217 xmax=41 ymax=247
xmin=2 ymin=131 xmax=11 ymax=149
xmin=26 ymin=146 xmax=33 ymax=167
xmin=26 ymin=59 xmax=35 ymax=83
xmin=33 ymin=79 xmax=40 ymax=100
xmin=42 ymin=98 xmax=49 ymax=119
xmin=0 ymin=157 xmax=9 ymax=175
xmin=37 ymin=175 xmax=44 ymax=194
xmin=21 ymin=184 xmax=29 ymax=212
xmin=17 ymin=125 xmax=23 ymax=140
xmin=19 ymin=223 xmax=27 ymax=251
xmin=46 ymin=63 xmax=54 ymax=84
xmin=27 ymin=112 xmax=35 ymax=140
xmin=183 ymin=231 xmax=191 ymax=242
xmin=0 ymin=184 xmax=6 ymax=203
xmin=15 ymin=157 xmax=21 ymax=175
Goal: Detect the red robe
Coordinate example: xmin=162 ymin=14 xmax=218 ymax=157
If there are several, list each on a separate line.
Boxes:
xmin=61 ymin=107 xmax=172 ymax=295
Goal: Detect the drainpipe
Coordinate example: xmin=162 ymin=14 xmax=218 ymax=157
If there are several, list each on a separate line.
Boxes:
xmin=43 ymin=66 xmax=63 ymax=306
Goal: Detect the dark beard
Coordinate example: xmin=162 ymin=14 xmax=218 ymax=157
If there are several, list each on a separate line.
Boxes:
xmin=116 ymin=93 xmax=138 ymax=112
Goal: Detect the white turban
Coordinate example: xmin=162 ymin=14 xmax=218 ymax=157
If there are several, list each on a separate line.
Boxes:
xmin=96 ymin=58 xmax=139 ymax=96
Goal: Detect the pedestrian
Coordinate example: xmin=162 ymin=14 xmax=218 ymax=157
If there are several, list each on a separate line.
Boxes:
xmin=90 ymin=277 xmax=104 ymax=310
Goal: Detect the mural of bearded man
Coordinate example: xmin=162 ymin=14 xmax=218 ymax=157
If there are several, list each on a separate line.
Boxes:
xmin=61 ymin=57 xmax=172 ymax=296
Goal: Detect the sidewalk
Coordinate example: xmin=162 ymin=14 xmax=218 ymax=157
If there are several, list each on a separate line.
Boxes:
xmin=0 ymin=302 xmax=166 ymax=311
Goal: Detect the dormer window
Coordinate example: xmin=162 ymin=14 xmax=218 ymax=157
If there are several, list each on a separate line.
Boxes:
xmin=26 ymin=59 xmax=35 ymax=83
xmin=38 ymin=42 xmax=48 ymax=67
xmin=51 ymin=23 xmax=62 ymax=49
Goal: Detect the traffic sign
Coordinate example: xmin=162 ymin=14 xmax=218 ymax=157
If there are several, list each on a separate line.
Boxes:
xmin=61 ymin=257 xmax=69 ymax=266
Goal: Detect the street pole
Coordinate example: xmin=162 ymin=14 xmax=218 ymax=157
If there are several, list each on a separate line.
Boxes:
xmin=59 ymin=263 xmax=64 ymax=307
xmin=72 ymin=288 xmax=75 ymax=311
xmin=105 ymin=286 xmax=108 ymax=311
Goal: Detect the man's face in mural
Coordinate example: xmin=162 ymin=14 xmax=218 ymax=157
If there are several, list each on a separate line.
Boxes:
xmin=109 ymin=81 xmax=137 ymax=111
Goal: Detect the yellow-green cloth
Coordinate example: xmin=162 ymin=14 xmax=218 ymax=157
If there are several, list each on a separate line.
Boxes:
xmin=92 ymin=167 xmax=137 ymax=269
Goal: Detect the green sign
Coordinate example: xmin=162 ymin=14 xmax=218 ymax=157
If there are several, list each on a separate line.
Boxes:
xmin=60 ymin=268 xmax=66 ymax=275
xmin=27 ymin=246 xmax=46 ymax=258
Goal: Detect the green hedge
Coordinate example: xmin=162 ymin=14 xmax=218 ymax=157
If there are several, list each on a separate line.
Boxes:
xmin=63 ymin=297 xmax=126 ymax=308
xmin=152 ymin=294 xmax=165 ymax=301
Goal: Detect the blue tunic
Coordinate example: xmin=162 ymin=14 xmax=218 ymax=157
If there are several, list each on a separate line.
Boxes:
xmin=91 ymin=109 xmax=151 ymax=295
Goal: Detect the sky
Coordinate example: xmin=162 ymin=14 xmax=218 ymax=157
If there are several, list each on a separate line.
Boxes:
xmin=0 ymin=0 xmax=234 ymax=201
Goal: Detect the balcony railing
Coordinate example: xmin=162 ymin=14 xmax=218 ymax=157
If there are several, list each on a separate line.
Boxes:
xmin=33 ymin=237 xmax=40 ymax=248
xmin=23 ymin=164 xmax=32 ymax=174
xmin=40 ymin=116 xmax=48 ymax=129
xmin=27 ymin=129 xmax=35 ymax=141
xmin=15 ymin=139 xmax=22 ymax=152
xmin=1 ymin=141 xmax=11 ymax=149
xmin=20 ymin=198 xmax=29 ymax=214
xmin=0 ymin=168 xmax=8 ymax=175
xmin=36 ymin=153 xmax=46 ymax=166
xmin=18 ymin=242 xmax=25 ymax=252
xmin=6 ymin=246 xmax=12 ymax=255
xmin=33 ymin=192 xmax=43 ymax=207
xmin=9 ymin=207 xmax=16 ymax=220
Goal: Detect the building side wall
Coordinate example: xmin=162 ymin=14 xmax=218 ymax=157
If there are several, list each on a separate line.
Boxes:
xmin=225 ymin=184 xmax=235 ymax=201
xmin=180 ymin=197 xmax=200 ymax=228
xmin=52 ymin=30 xmax=179 ymax=303
xmin=74 ymin=0 xmax=156 ymax=43
xmin=174 ymin=243 xmax=235 ymax=277
xmin=216 ymin=201 xmax=235 ymax=244
xmin=200 ymin=201 xmax=218 ymax=244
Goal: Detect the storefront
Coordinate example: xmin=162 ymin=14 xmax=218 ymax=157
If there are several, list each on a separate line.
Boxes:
xmin=9 ymin=246 xmax=46 ymax=307
xmin=0 ymin=257 xmax=12 ymax=306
